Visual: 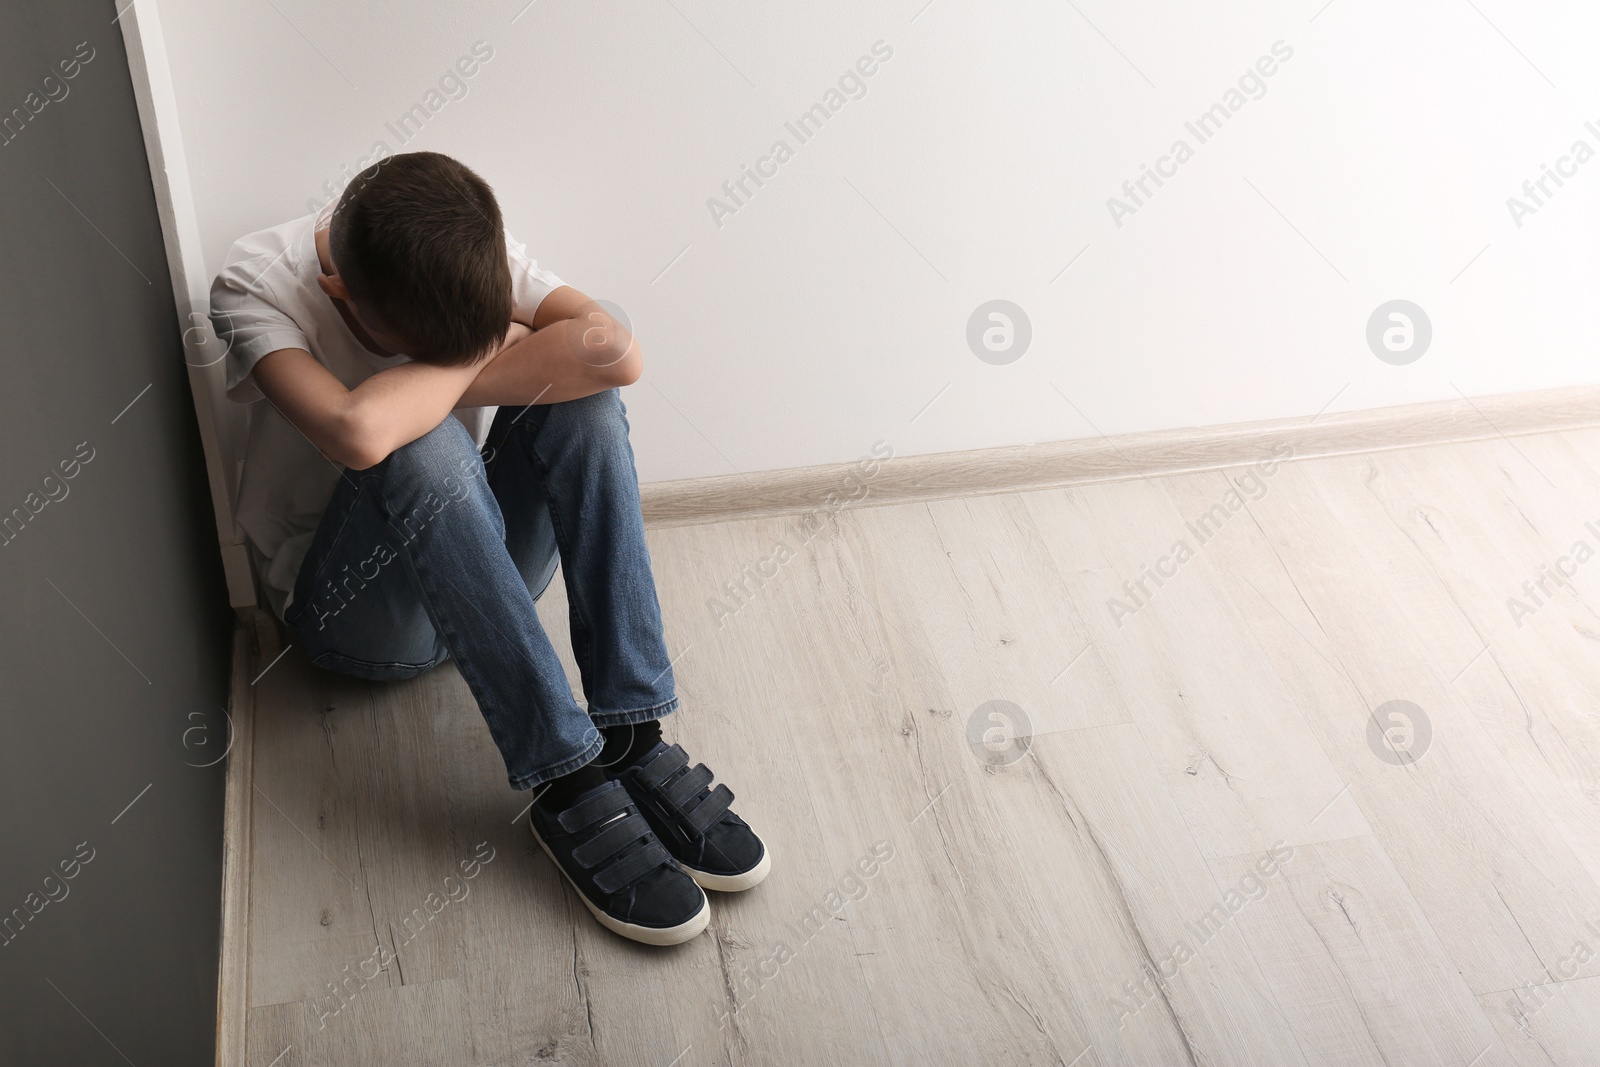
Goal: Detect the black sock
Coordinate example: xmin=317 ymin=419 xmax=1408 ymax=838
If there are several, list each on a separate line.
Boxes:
xmin=597 ymin=719 xmax=663 ymax=770
xmin=536 ymin=762 xmax=609 ymax=812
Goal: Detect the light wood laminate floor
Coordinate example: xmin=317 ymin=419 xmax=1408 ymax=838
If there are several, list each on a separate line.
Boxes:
xmin=239 ymin=430 xmax=1600 ymax=1066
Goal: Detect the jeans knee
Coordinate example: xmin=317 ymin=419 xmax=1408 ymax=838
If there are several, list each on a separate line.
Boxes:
xmin=544 ymin=389 xmax=630 ymax=449
xmin=374 ymin=417 xmax=497 ymax=531
xmin=379 ymin=417 xmax=489 ymax=494
xmin=388 ymin=415 xmax=480 ymax=472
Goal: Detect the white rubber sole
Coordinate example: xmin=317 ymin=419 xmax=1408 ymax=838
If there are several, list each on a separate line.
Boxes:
xmin=529 ymin=820 xmax=710 ymax=946
xmin=681 ymin=841 xmax=772 ymax=893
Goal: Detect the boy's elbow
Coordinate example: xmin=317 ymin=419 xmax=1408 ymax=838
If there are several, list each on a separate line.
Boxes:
xmin=331 ymin=407 xmax=391 ymax=470
xmin=608 ymin=338 xmax=643 ymax=387
xmin=339 ymin=441 xmax=391 ymax=471
xmin=330 ymin=439 xmax=388 ymax=471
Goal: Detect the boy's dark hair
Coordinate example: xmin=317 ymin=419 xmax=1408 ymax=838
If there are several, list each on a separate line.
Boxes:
xmin=329 ymin=152 xmax=511 ymax=366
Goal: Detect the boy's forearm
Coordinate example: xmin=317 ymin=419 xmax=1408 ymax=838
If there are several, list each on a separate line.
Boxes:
xmin=456 ymin=311 xmax=641 ymax=408
xmin=338 ymin=359 xmax=482 ymax=468
xmin=250 ymin=346 xmax=478 ymax=470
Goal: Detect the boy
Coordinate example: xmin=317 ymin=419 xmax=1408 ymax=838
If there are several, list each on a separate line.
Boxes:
xmin=210 ymin=151 xmax=768 ymax=946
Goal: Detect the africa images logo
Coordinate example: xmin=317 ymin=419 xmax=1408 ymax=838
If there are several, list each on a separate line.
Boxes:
xmin=965 ymin=700 xmax=1032 ymax=768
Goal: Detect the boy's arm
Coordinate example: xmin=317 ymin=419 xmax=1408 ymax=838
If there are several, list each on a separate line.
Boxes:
xmin=251 ymin=348 xmax=483 ymax=470
xmin=249 ymin=287 xmax=638 ymax=470
xmin=454 ymin=286 xmax=641 ymax=408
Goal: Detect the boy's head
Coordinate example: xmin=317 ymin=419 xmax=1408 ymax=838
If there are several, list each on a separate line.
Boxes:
xmin=326 ymin=152 xmax=511 ymax=365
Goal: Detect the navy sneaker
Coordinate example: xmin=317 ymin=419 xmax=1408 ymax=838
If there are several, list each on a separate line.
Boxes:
xmin=528 ymin=779 xmax=709 ymax=945
xmin=614 ymin=742 xmax=771 ymax=892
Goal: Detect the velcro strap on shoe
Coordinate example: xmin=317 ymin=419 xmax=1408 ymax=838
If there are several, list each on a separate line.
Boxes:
xmin=557 ymin=781 xmax=630 ymax=833
xmin=664 ymin=764 xmax=715 ymax=811
xmin=684 ymin=784 xmax=734 ymax=833
xmin=571 ymin=812 xmax=651 ymax=868
xmin=634 ymin=743 xmax=689 ymax=790
xmin=594 ymin=840 xmax=672 ymax=894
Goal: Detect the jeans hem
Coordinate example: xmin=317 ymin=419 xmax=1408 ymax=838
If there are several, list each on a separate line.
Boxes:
xmin=508 ymin=729 xmax=605 ymax=790
xmin=586 ymin=695 xmax=679 ymax=729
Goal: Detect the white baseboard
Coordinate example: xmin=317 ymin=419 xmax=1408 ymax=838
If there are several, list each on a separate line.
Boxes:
xmin=640 ymin=383 xmax=1600 ymax=528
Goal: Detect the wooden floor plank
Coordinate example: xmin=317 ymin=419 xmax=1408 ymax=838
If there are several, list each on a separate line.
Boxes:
xmin=1479 ymin=967 xmax=1600 ymax=1067
xmin=1018 ymin=477 xmax=1370 ymax=857
xmin=1212 ymin=834 xmax=1507 ymax=1066
xmin=1355 ymin=438 xmax=1600 ymax=896
xmin=247 ymin=652 xmax=391 ymax=1011
xmin=818 ymin=503 xmax=1291 ymax=1064
xmin=1220 ymin=452 xmax=1600 ymax=995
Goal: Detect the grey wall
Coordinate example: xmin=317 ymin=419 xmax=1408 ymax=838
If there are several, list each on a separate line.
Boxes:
xmin=0 ymin=2 xmax=231 ymax=1064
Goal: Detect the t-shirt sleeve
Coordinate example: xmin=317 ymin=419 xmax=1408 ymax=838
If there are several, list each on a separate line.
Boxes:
xmin=506 ymin=230 xmax=565 ymax=321
xmin=209 ymin=254 xmax=312 ymax=404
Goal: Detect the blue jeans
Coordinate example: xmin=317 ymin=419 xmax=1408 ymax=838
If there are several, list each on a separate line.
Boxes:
xmin=282 ymin=390 xmax=678 ymax=789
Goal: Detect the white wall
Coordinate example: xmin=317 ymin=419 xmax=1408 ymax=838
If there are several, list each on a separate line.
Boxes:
xmin=156 ymin=0 xmax=1600 ymax=483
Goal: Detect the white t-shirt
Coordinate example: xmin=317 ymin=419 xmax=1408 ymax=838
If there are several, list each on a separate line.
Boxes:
xmin=209 ymin=201 xmax=564 ymax=619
